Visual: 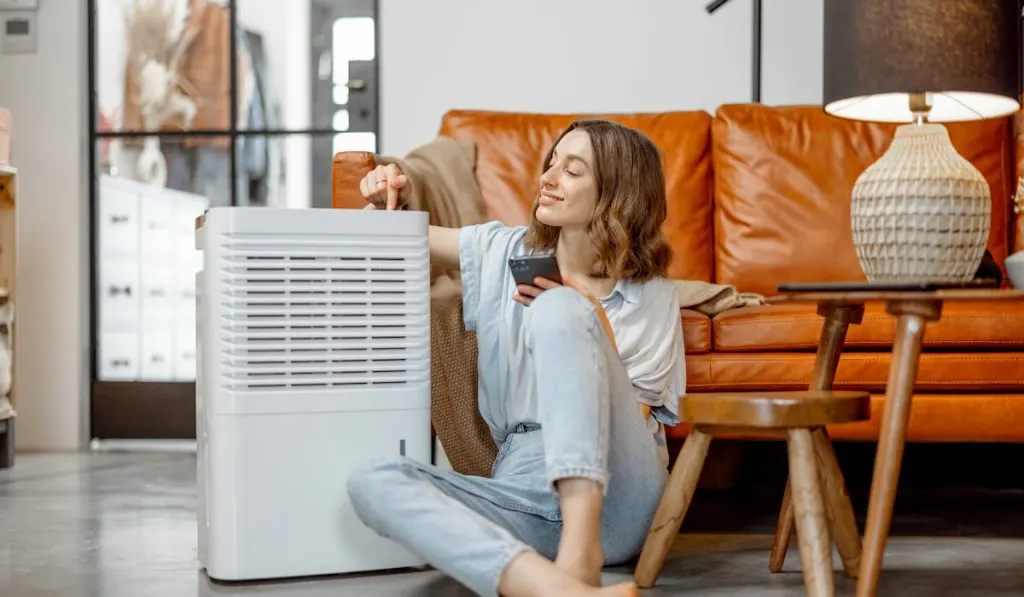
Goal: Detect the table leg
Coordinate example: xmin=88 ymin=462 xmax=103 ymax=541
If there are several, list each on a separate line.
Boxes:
xmin=770 ymin=302 xmax=863 ymax=574
xmin=856 ymin=300 xmax=941 ymax=597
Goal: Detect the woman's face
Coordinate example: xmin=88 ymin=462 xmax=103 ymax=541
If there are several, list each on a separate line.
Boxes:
xmin=535 ymin=130 xmax=599 ymax=230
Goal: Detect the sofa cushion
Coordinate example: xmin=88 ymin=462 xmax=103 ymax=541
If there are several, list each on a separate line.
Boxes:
xmin=685 ymin=351 xmax=1024 ymax=393
xmin=684 ymin=353 xmax=712 ymax=389
xmin=438 ymin=110 xmax=715 ymax=281
xmin=681 ymin=309 xmax=711 ymax=355
xmin=713 ymin=300 xmax=1024 ymax=352
xmin=667 ymin=393 xmax=1024 ymax=442
xmin=711 ymin=104 xmax=1015 ymax=296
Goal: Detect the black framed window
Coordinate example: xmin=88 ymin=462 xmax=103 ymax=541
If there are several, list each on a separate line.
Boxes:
xmin=87 ymin=0 xmax=379 ymax=440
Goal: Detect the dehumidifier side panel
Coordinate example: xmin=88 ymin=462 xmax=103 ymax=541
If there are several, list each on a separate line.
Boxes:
xmin=197 ymin=211 xmax=238 ymax=576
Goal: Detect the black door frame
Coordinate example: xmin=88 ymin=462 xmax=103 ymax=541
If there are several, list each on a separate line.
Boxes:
xmin=85 ymin=0 xmax=380 ymax=439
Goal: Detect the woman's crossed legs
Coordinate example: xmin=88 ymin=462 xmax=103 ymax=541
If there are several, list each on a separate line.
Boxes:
xmin=347 ymin=288 xmax=667 ymax=596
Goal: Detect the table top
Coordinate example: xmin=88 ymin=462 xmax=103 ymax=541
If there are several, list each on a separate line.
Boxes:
xmin=769 ymin=287 xmax=1024 ymax=304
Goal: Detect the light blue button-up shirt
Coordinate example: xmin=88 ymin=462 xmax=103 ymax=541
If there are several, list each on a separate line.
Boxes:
xmin=459 ymin=221 xmax=687 ymax=447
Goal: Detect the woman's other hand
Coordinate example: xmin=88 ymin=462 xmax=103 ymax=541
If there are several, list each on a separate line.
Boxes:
xmin=359 ymin=163 xmax=410 ymax=211
xmin=513 ymin=276 xmax=555 ymax=307
xmin=512 ymin=275 xmax=591 ymax=306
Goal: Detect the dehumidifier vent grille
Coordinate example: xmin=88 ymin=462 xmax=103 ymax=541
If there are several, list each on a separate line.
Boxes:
xmin=216 ymin=233 xmax=430 ymax=391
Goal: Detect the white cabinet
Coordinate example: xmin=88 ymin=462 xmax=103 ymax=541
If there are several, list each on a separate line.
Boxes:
xmin=96 ymin=175 xmax=208 ymax=382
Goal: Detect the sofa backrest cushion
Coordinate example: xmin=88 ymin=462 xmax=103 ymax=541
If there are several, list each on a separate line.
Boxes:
xmin=712 ymin=104 xmax=1015 ymax=296
xmin=439 ymin=109 xmax=715 ymax=281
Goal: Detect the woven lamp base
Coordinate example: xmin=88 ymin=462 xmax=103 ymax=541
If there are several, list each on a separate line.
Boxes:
xmin=850 ymin=123 xmax=990 ymax=283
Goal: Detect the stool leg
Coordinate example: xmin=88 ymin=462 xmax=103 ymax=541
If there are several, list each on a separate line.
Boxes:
xmin=788 ymin=428 xmax=834 ymax=597
xmin=769 ymin=482 xmax=794 ymax=572
xmin=813 ymin=427 xmax=861 ymax=577
xmin=634 ymin=428 xmax=712 ymax=589
xmin=771 ymin=302 xmax=864 ymax=573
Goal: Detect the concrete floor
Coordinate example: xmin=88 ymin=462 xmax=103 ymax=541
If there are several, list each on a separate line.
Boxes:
xmin=3 ymin=451 xmax=1024 ymax=596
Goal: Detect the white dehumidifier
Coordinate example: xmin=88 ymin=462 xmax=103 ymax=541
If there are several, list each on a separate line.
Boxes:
xmin=195 ymin=206 xmax=432 ymax=581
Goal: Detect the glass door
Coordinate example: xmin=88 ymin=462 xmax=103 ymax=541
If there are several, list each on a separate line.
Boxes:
xmin=87 ymin=0 xmax=379 ymax=439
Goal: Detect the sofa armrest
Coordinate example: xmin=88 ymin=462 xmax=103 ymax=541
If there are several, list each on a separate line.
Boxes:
xmin=331 ymin=151 xmax=376 ymax=209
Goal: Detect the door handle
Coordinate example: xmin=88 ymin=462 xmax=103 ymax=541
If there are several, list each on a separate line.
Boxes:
xmin=347 ymin=79 xmax=366 ymax=91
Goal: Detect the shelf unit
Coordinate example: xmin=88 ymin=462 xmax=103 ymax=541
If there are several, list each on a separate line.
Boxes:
xmin=0 ymin=164 xmax=17 ymax=468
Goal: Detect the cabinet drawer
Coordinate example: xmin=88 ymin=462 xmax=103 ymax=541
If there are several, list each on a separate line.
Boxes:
xmin=140 ymin=195 xmax=174 ymax=257
xmin=140 ymin=267 xmax=174 ymax=325
xmin=98 ymin=260 xmax=140 ymax=330
xmin=98 ymin=183 xmax=140 ymax=258
xmin=173 ymin=268 xmax=197 ymax=325
xmin=99 ymin=331 xmax=140 ymax=381
xmin=140 ymin=328 xmax=174 ymax=381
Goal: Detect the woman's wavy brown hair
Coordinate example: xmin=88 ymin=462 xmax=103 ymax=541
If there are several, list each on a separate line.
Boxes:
xmin=524 ymin=119 xmax=672 ymax=282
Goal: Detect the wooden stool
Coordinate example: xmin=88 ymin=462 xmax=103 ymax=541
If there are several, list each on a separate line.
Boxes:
xmin=634 ymin=390 xmax=871 ymax=597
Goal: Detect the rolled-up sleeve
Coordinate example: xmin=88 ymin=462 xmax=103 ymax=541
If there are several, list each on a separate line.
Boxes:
xmin=458 ymin=221 xmax=520 ymax=331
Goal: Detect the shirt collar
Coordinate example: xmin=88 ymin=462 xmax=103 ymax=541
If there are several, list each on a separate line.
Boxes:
xmin=603 ymin=278 xmax=641 ymax=305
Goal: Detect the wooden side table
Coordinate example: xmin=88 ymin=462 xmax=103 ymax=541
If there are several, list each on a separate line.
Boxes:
xmin=768 ymin=287 xmax=1024 ymax=597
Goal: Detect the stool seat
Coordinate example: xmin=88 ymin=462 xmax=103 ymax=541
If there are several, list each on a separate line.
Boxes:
xmin=682 ymin=391 xmax=871 ymax=429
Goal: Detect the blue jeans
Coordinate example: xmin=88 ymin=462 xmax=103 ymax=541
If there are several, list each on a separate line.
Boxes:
xmin=347 ymin=287 xmax=669 ymax=596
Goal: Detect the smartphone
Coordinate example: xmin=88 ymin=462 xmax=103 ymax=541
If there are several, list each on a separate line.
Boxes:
xmin=509 ymin=254 xmax=562 ymax=286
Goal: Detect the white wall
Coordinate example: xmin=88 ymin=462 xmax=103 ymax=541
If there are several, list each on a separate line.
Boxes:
xmin=0 ymin=1 xmax=90 ymax=450
xmin=378 ymin=0 xmax=824 ymax=157
xmin=762 ymin=0 xmax=824 ymax=106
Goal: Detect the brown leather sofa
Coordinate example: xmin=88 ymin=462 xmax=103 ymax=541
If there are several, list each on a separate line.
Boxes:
xmin=331 ymin=105 xmax=1024 ymax=444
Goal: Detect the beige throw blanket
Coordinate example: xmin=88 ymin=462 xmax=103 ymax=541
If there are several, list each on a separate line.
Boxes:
xmin=376 ymin=137 xmax=764 ymax=478
xmin=675 ymin=280 xmax=764 ymax=316
xmin=374 ymin=137 xmax=497 ymax=477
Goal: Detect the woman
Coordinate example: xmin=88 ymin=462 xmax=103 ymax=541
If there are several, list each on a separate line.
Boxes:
xmin=348 ymin=120 xmax=686 ymax=597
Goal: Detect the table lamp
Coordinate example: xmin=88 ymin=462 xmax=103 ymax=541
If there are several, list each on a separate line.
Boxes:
xmin=823 ymin=0 xmax=1020 ymax=283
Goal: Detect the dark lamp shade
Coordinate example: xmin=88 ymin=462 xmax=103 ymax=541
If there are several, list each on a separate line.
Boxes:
xmin=823 ymin=0 xmax=1021 ymax=123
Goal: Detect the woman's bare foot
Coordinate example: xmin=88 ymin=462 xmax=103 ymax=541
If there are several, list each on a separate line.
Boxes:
xmin=554 ymin=547 xmax=605 ymax=586
xmin=499 ymin=552 xmax=636 ymax=597
xmin=595 ymin=583 xmax=640 ymax=597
